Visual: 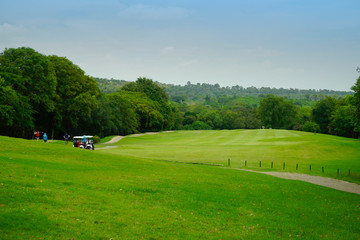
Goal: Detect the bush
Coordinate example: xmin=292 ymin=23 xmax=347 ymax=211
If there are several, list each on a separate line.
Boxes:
xmin=302 ymin=121 xmax=320 ymax=133
xmin=292 ymin=123 xmax=303 ymax=131
xmin=93 ymin=135 xmax=101 ymax=143
xmin=183 ymin=121 xmax=212 ymax=130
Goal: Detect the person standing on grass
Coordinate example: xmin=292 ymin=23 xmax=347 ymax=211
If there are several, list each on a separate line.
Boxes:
xmin=35 ymin=131 xmax=40 ymax=141
xmin=64 ymin=132 xmax=70 ymax=145
xmin=82 ymin=135 xmax=87 ymax=148
xmin=43 ymin=133 xmax=48 ymax=143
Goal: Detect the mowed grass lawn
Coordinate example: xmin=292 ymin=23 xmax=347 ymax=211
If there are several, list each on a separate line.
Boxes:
xmin=0 ymin=132 xmax=359 ymax=239
xmin=109 ymin=130 xmax=360 ymax=183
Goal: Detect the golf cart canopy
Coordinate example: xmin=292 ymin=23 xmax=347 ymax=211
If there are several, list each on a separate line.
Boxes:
xmin=73 ymin=135 xmax=93 ymax=139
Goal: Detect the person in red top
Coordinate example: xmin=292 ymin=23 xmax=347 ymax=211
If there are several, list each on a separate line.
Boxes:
xmin=35 ymin=131 xmax=40 ymax=141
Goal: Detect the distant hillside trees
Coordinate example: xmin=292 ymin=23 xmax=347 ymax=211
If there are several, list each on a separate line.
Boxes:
xmin=95 ymin=78 xmax=353 ymax=101
xmin=162 ymin=82 xmax=353 ymax=101
xmin=0 ymin=47 xmax=359 ymax=139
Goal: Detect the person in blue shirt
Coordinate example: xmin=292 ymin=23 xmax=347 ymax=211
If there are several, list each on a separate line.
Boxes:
xmin=43 ymin=133 xmax=48 ymax=143
xmin=82 ymin=135 xmax=87 ymax=148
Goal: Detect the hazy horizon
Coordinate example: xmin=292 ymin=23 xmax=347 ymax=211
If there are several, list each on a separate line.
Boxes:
xmin=96 ymin=76 xmax=354 ymax=92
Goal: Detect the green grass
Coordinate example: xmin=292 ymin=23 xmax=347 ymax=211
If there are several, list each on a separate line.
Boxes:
xmin=99 ymin=135 xmax=116 ymax=143
xmin=0 ymin=133 xmax=359 ymax=239
xmin=109 ymin=130 xmax=360 ymax=183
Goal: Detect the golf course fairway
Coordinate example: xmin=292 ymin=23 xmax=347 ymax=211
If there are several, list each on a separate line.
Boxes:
xmin=0 ymin=130 xmax=359 ymax=239
xmin=102 ymin=130 xmax=360 ymax=183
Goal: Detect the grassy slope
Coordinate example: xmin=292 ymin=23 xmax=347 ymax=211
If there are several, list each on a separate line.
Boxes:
xmin=0 ymin=134 xmax=359 ymax=239
xmin=111 ymin=130 xmax=360 ymax=183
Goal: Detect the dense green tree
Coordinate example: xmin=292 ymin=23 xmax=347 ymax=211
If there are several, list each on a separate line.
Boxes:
xmin=0 ymin=48 xmax=57 ymax=113
xmin=221 ymin=111 xmax=245 ymax=129
xmin=183 ymin=111 xmax=197 ymax=126
xmin=329 ymin=96 xmax=357 ymax=138
xmin=329 ymin=105 xmax=356 ymax=138
xmin=0 ymin=47 xmax=57 ymax=137
xmin=302 ymin=121 xmax=320 ymax=133
xmin=49 ymin=55 xmax=99 ymax=137
xmin=258 ymin=95 xmax=298 ymax=129
xmin=312 ymin=96 xmax=337 ymax=134
xmin=121 ymin=77 xmax=180 ymax=131
xmin=122 ymin=77 xmax=169 ymax=107
xmin=243 ymin=109 xmax=261 ymax=129
xmin=183 ymin=121 xmax=212 ymax=130
xmin=90 ymin=94 xmax=117 ymax=137
xmin=101 ymin=93 xmax=138 ymax=136
xmin=0 ymin=76 xmax=34 ymax=136
xmin=171 ymin=95 xmax=187 ymax=103
xmin=351 ymin=75 xmax=360 ymax=134
xmin=119 ymin=91 xmax=164 ymax=132
xmin=293 ymin=107 xmax=312 ymax=130
xmin=197 ymin=110 xmax=225 ymax=129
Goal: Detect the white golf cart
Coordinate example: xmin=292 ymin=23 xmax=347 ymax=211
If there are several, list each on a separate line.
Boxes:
xmin=73 ymin=135 xmax=95 ymax=150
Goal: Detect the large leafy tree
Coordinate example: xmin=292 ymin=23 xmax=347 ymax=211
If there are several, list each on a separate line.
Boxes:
xmin=0 ymin=76 xmax=34 ymax=136
xmin=312 ymin=96 xmax=337 ymax=134
xmin=351 ymin=74 xmax=360 ymax=134
xmin=49 ymin=55 xmax=99 ymax=137
xmin=90 ymin=93 xmax=138 ymax=137
xmin=122 ymin=77 xmax=169 ymax=107
xmin=221 ymin=110 xmax=245 ymax=129
xmin=0 ymin=47 xmax=57 ymax=112
xmin=0 ymin=47 xmax=57 ymax=137
xmin=258 ymin=94 xmax=298 ymax=129
xmin=121 ymin=77 xmax=180 ymax=131
xmin=330 ymin=105 xmax=357 ymax=138
xmin=119 ymin=91 xmax=164 ymax=132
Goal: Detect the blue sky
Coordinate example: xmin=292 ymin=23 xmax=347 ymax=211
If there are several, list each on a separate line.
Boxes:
xmin=0 ymin=0 xmax=359 ymax=90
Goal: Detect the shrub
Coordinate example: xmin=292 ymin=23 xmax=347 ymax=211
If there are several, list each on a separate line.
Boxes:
xmin=184 ymin=121 xmax=212 ymax=130
xmin=93 ymin=135 xmax=101 ymax=143
xmin=302 ymin=121 xmax=320 ymax=133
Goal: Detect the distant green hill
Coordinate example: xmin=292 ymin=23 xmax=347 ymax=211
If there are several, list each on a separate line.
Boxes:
xmin=94 ymin=77 xmax=129 ymax=93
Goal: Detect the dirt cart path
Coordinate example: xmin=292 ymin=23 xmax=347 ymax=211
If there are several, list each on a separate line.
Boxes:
xmin=101 ymin=132 xmax=174 ymax=145
xmin=95 ymin=146 xmax=119 ymax=150
xmin=235 ymin=168 xmax=360 ymax=195
xmin=101 ymin=136 xmax=125 ymax=144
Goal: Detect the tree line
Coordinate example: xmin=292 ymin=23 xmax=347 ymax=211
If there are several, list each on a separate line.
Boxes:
xmin=95 ymin=77 xmax=353 ymax=101
xmin=171 ymin=91 xmax=360 ymax=139
xmin=0 ymin=47 xmax=359 ymax=140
